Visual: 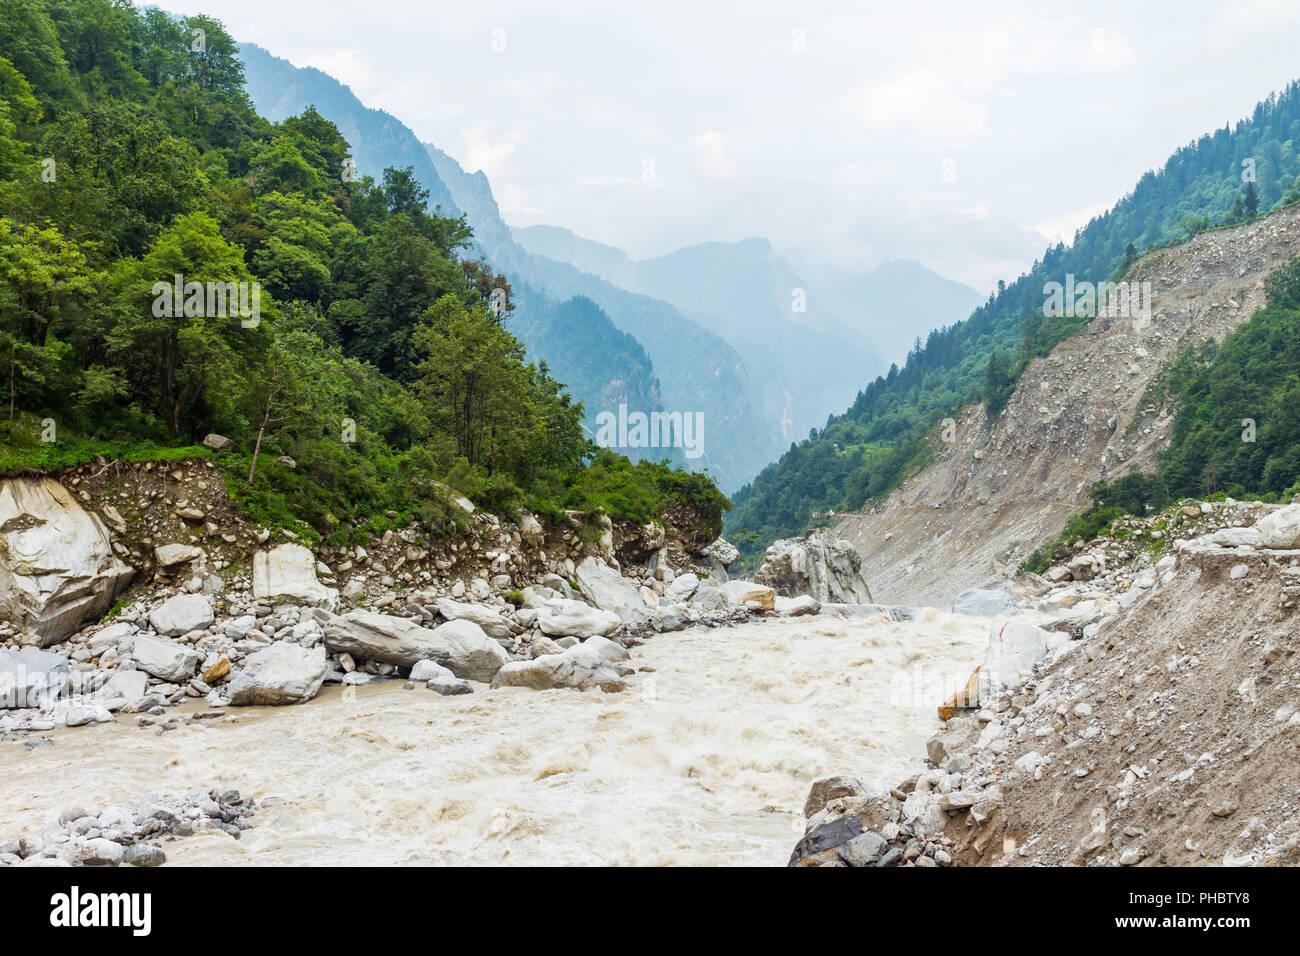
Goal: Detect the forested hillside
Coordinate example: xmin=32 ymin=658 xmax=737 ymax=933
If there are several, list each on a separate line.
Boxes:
xmin=728 ymin=80 xmax=1300 ymax=562
xmin=0 ymin=0 xmax=727 ymax=542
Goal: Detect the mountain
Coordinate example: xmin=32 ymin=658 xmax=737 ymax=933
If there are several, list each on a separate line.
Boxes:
xmin=238 ymin=43 xmax=459 ymax=217
xmin=796 ymin=258 xmax=984 ymax=368
xmin=834 ymin=203 xmax=1300 ymax=605
xmin=728 ymin=79 xmax=1300 ymax=562
xmin=510 ymin=224 xmax=637 ymax=288
xmin=512 ymin=226 xmax=886 ymax=449
xmin=235 ymin=44 xmax=678 ymax=472
xmin=424 ymin=145 xmax=777 ymax=489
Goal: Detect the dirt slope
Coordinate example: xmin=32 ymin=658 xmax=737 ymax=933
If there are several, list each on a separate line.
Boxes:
xmin=836 ymin=205 xmax=1300 ymax=606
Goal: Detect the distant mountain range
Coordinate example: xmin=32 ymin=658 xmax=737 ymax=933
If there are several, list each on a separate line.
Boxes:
xmin=236 ymin=41 xmax=979 ymax=490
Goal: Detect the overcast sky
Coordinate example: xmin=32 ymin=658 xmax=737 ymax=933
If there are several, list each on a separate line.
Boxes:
xmin=153 ymin=0 xmax=1300 ymax=291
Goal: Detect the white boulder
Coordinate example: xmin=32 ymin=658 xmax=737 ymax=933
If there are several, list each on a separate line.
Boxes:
xmin=253 ymin=543 xmax=339 ymax=610
xmin=130 ymin=633 xmax=201 ymax=682
xmin=1256 ymin=504 xmax=1300 ymax=549
xmin=535 ymin=599 xmax=621 ymax=637
xmin=573 ymin=557 xmax=650 ymax=624
xmin=491 ymin=636 xmax=629 ymax=692
xmin=227 ymin=643 xmax=327 ymax=705
xmin=147 ymin=593 xmax=213 ymax=637
xmin=324 ymin=612 xmax=508 ymax=681
xmin=0 ymin=477 xmax=134 ymax=646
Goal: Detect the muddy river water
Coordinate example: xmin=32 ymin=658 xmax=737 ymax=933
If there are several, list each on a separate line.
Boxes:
xmin=1 ymin=610 xmax=987 ymax=865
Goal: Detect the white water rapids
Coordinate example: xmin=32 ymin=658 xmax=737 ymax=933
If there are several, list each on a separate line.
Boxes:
xmin=1 ymin=610 xmax=988 ymax=866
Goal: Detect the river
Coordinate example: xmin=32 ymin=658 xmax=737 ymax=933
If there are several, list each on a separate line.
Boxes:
xmin=0 ymin=609 xmax=988 ymax=866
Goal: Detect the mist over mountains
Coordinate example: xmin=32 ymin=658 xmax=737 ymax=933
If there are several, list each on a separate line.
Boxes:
xmin=236 ymin=41 xmax=978 ymax=490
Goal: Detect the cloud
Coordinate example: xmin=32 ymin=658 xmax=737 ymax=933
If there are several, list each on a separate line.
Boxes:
xmin=458 ymin=123 xmax=523 ymax=181
xmin=694 ymin=129 xmax=736 ymax=180
xmin=1029 ymin=202 xmax=1111 ymax=244
xmin=846 ymin=70 xmax=993 ymax=143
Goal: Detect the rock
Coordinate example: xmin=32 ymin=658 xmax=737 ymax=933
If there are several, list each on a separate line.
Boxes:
xmin=201 ymin=433 xmax=237 ymax=451
xmin=154 ymin=543 xmax=205 ymax=571
xmin=754 ymin=528 xmax=873 ymax=604
xmin=837 ymin=831 xmax=889 ymax=867
xmin=690 ymin=582 xmax=726 ymax=610
xmin=804 ymin=775 xmax=872 ymax=817
xmin=147 ymin=593 xmax=213 ymax=637
xmin=131 ymin=633 xmax=201 ymax=682
xmin=775 ymin=594 xmax=821 ymax=616
xmin=124 ymin=844 xmax=165 ymax=867
xmin=75 ymin=838 xmax=125 ymax=866
xmin=938 ymin=666 xmax=981 ymax=721
xmin=702 ymin=537 xmax=740 ymax=568
xmin=101 ymin=669 xmax=148 ymax=704
xmin=573 ymin=557 xmax=651 ymax=624
xmin=324 ymin=612 xmax=508 ymax=681
xmin=1209 ymin=527 xmax=1261 ymax=547
xmin=927 ymin=715 xmax=980 ymax=765
xmin=665 ymin=572 xmax=700 ymax=602
xmin=1044 ymin=565 xmax=1072 ymax=583
xmin=535 ymin=599 xmax=621 ymax=638
xmin=788 ymin=814 xmax=864 ymax=865
xmin=409 ymin=659 xmax=454 ymax=683
xmin=650 ymin=604 xmax=690 ymax=632
xmin=276 ymin=455 xmax=296 ymax=470
xmin=976 ymin=619 xmax=1065 ymax=705
xmin=253 ymin=544 xmax=339 ymax=610
xmin=201 ymin=657 xmax=230 ymax=684
xmin=951 ymin=588 xmax=1016 ymax=618
xmin=428 ymin=677 xmax=473 ymax=695
xmin=0 ymin=646 xmax=70 ymax=708
xmin=435 ymin=598 xmax=518 ymax=640
xmin=228 ymin=643 xmax=327 ymax=705
xmin=1256 ymin=504 xmax=1300 ymax=549
xmin=340 ymin=579 xmax=365 ymax=604
xmin=490 ymin=637 xmax=630 ymax=692
xmin=0 ymin=477 xmax=134 ymax=646
xmin=720 ymin=580 xmax=776 ymax=611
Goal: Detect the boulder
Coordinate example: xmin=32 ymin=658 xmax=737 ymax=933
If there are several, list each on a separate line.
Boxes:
xmin=535 ymin=599 xmax=621 ymax=638
xmin=754 ymin=529 xmax=873 ymax=604
xmin=201 ymin=433 xmax=236 ymax=451
xmin=720 ymin=580 xmax=776 ymax=611
xmin=491 ymin=636 xmax=629 ymax=692
xmin=228 ymin=643 xmax=327 ymax=705
xmin=700 ymin=537 xmax=740 ymax=582
xmin=665 ymin=572 xmax=700 ymax=603
xmin=951 ymin=588 xmax=1017 ymax=618
xmin=1256 ymin=504 xmax=1300 ymax=549
xmin=0 ymin=477 xmax=134 ymax=646
xmin=147 ymin=593 xmax=213 ymax=637
xmin=0 ymin=646 xmax=69 ymax=708
xmin=573 ymin=557 xmax=651 ymax=624
xmin=690 ymin=582 xmax=726 ymax=610
xmin=253 ymin=544 xmax=338 ymax=610
xmin=775 ymin=594 xmax=821 ymax=616
xmin=409 ymin=659 xmax=455 ymax=682
xmin=1208 ymin=527 xmax=1261 ymax=548
xmin=804 ymin=775 xmax=873 ymax=817
xmin=435 ymin=598 xmax=519 ymax=641
xmin=324 ymin=612 xmax=507 ymax=682
xmin=650 ymin=604 xmax=691 ymax=632
xmin=100 ymin=669 xmax=148 ymax=706
xmin=154 ymin=543 xmax=205 ymax=571
xmin=975 ymin=619 xmax=1066 ymax=705
xmin=131 ymin=633 xmax=201 ymax=682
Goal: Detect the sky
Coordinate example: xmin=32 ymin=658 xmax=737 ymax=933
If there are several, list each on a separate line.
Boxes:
xmin=150 ymin=0 xmax=1300 ymax=292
